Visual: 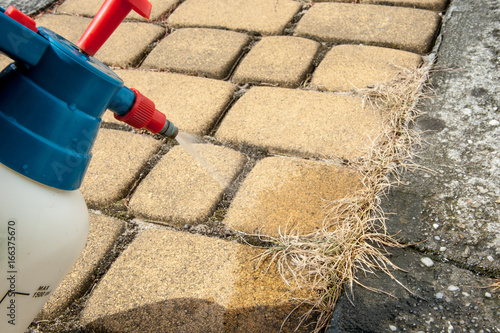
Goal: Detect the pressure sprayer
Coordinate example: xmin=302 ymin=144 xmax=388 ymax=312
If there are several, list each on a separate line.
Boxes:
xmin=0 ymin=1 xmax=178 ymax=331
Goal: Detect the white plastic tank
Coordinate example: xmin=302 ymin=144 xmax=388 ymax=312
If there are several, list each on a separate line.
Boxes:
xmin=0 ymin=163 xmax=89 ymax=332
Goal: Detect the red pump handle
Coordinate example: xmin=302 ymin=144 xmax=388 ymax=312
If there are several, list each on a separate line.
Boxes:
xmin=5 ymin=6 xmax=38 ymax=32
xmin=77 ymin=0 xmax=152 ymax=56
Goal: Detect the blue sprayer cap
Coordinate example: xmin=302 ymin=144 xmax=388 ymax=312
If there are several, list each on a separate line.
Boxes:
xmin=0 ymin=4 xmax=178 ymax=191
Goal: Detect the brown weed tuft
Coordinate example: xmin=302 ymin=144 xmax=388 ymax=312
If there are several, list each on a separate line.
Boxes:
xmin=256 ymin=62 xmax=435 ymax=332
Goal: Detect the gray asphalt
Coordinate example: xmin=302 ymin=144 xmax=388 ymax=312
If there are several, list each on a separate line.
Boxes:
xmin=328 ymin=0 xmax=500 ymax=331
xmin=0 ymin=0 xmax=55 ymax=14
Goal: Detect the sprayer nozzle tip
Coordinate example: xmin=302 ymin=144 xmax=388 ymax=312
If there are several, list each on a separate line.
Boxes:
xmin=169 ymin=128 xmax=179 ymax=139
xmin=160 ymin=120 xmax=179 ymax=139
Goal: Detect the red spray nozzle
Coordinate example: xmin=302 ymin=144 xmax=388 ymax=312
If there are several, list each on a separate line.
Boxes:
xmin=114 ymin=89 xmax=179 ymax=139
xmin=77 ymin=0 xmax=152 ymax=56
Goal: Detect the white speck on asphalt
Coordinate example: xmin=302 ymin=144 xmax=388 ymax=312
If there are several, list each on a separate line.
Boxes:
xmin=421 ymin=257 xmax=434 ymax=267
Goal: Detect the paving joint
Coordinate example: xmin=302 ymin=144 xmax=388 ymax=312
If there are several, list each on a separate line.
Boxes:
xmin=87 ymin=219 xmax=140 ymax=280
xmin=121 ymin=142 xmax=175 ymax=200
xmin=206 ymin=85 xmax=251 ymax=137
xmin=224 ymin=36 xmax=262 ymax=81
xmin=155 ymin=2 xmax=182 ymax=24
xmin=83 ymin=139 xmax=169 ymax=211
xmin=218 ymin=35 xmax=257 ymax=81
xmin=299 ymin=42 xmax=334 ymax=88
xmin=282 ymin=3 xmax=312 ymax=36
xmin=130 ymin=26 xmax=169 ymax=68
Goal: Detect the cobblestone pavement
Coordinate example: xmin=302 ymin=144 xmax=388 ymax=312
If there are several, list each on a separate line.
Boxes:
xmin=1 ymin=0 xmax=499 ymax=332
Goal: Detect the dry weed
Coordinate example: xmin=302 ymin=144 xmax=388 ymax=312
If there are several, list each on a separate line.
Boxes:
xmin=257 ymin=63 xmax=434 ymax=332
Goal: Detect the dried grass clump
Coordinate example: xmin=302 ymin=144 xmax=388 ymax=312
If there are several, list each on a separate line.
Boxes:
xmin=257 ymin=63 xmax=434 ymax=332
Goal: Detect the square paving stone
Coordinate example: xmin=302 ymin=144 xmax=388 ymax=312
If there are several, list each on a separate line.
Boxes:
xmin=223 ymin=156 xmax=363 ymax=237
xmin=129 ymin=144 xmax=247 ymax=225
xmin=0 ymin=54 xmax=12 ymax=69
xmin=232 ymin=36 xmax=320 ymax=88
xmin=57 ymin=0 xmax=180 ymax=21
xmin=313 ymin=0 xmax=449 ymax=11
xmin=167 ymin=0 xmax=302 ymax=35
xmin=80 ymin=129 xmax=162 ymax=207
xmin=35 ymin=14 xmax=165 ymax=67
xmin=37 ymin=213 xmax=125 ymax=320
xmin=141 ymin=28 xmax=250 ymax=79
xmin=103 ymin=70 xmax=236 ymax=135
xmin=295 ymin=3 xmax=441 ymax=54
xmin=215 ymin=86 xmax=383 ymax=160
xmin=310 ymin=45 xmax=422 ymax=92
xmin=81 ymin=228 xmax=313 ymax=333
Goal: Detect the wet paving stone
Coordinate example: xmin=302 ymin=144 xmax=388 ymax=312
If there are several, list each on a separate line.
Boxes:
xmin=81 ymin=228 xmax=313 ymax=333
xmin=223 ymin=156 xmax=363 ymax=237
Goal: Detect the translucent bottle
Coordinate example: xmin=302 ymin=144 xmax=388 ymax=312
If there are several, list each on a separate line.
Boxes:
xmin=0 ymin=163 xmax=89 ymax=332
